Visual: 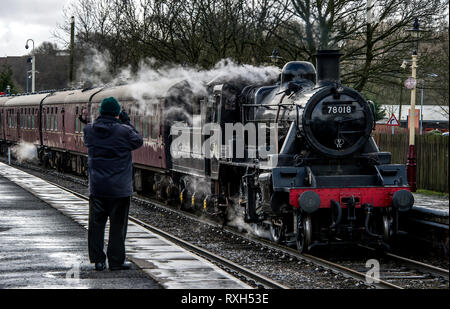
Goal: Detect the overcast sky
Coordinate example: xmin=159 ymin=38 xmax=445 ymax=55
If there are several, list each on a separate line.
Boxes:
xmin=0 ymin=0 xmax=71 ymax=57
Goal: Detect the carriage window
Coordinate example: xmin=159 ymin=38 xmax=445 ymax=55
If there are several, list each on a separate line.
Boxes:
xmin=142 ymin=117 xmax=149 ymax=139
xmin=81 ymin=107 xmax=86 ymax=132
xmin=54 ymin=107 xmax=58 ymax=131
xmin=151 ymin=104 xmax=159 ymax=139
xmin=135 ymin=116 xmax=141 ymax=132
xmin=49 ymin=109 xmax=52 ymax=131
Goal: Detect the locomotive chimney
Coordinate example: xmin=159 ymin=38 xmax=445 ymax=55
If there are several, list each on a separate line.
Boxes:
xmin=315 ymin=50 xmax=343 ymax=86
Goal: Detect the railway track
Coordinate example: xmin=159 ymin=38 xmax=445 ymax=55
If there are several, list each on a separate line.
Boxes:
xmin=2 ymin=158 xmax=448 ymax=289
xmin=44 ymin=179 xmax=289 ymax=289
xmin=44 ymin=177 xmax=406 ymax=289
xmin=360 ymin=244 xmax=449 ymax=283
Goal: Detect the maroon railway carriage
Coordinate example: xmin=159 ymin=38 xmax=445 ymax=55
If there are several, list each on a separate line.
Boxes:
xmin=36 ymin=84 xmax=172 ymax=183
xmin=3 ymin=94 xmax=45 ymax=146
xmin=88 ymin=85 xmax=166 ymax=172
xmin=56 ymin=88 xmax=102 ymax=157
xmin=0 ymin=96 xmax=10 ymax=144
xmin=38 ymin=88 xmax=101 ymax=173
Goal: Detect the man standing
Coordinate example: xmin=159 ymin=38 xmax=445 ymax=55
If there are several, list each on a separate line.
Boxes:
xmin=83 ymin=97 xmax=143 ymax=271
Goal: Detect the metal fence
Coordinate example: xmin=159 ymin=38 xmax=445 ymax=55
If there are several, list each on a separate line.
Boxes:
xmin=373 ymin=132 xmax=449 ymax=193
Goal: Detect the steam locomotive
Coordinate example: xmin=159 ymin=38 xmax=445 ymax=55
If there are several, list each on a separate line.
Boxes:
xmin=0 ymin=50 xmax=413 ymax=252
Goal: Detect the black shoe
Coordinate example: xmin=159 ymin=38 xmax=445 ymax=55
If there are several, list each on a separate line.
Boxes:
xmin=94 ymin=262 xmax=106 ymax=271
xmin=109 ymin=262 xmax=132 ymax=271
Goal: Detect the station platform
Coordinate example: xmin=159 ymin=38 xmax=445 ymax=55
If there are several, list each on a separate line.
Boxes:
xmin=0 ymin=162 xmax=250 ymax=289
xmin=410 ymin=193 xmax=449 ymax=227
xmin=0 ymin=175 xmax=160 ymax=289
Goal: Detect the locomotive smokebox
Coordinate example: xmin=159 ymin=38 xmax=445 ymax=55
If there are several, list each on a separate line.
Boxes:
xmin=315 ymin=50 xmax=343 ymax=86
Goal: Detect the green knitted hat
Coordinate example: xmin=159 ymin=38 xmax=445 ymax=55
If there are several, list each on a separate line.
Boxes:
xmin=99 ymin=97 xmax=121 ymax=116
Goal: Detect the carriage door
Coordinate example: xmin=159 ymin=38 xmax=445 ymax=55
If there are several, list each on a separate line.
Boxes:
xmin=61 ymin=107 xmax=66 ymax=146
xmin=16 ymin=109 xmax=21 ymax=140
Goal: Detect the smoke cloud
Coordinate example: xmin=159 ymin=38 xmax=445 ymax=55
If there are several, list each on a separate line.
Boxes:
xmin=11 ymin=141 xmax=38 ymax=163
xmin=77 ymin=48 xmax=280 ymax=117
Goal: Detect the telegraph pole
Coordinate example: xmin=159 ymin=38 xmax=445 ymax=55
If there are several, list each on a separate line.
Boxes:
xmin=69 ymin=16 xmax=75 ymax=87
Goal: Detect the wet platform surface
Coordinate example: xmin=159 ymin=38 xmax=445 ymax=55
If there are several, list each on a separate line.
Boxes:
xmin=0 ymin=163 xmax=250 ymax=289
xmin=412 ymin=193 xmax=448 ymax=214
xmin=0 ymin=175 xmax=161 ymax=289
xmin=410 ymin=193 xmax=449 ymax=226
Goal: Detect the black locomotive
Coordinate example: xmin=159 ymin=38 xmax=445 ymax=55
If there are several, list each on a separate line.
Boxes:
xmin=169 ymin=50 xmax=414 ymax=252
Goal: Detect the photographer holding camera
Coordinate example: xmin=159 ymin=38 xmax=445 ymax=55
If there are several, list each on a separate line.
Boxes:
xmin=83 ymin=96 xmax=143 ymax=271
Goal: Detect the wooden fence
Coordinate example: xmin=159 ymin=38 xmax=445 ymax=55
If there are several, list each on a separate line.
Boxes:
xmin=373 ymin=132 xmax=449 ymax=193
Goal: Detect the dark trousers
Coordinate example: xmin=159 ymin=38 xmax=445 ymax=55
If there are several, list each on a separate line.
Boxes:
xmin=88 ymin=196 xmax=130 ymax=266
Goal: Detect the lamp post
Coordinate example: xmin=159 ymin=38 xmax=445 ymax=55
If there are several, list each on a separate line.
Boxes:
xmin=405 ymin=18 xmax=423 ymax=192
xmin=25 ymin=39 xmax=35 ymax=93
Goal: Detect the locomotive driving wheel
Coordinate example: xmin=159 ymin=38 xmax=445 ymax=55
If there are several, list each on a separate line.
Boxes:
xmin=296 ymin=212 xmax=312 ymax=254
xmin=270 ymin=219 xmax=285 ymax=244
xmin=382 ymin=214 xmax=393 ymax=243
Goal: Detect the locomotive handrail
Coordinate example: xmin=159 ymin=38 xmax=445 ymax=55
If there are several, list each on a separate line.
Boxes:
xmin=241 ymin=103 xmax=293 ymax=107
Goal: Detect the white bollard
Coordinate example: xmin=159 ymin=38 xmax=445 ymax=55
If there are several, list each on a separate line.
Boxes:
xmin=8 ymin=147 xmax=11 ymax=165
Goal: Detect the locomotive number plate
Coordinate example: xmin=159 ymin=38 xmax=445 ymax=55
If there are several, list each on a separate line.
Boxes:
xmin=322 ymin=102 xmax=355 ymax=115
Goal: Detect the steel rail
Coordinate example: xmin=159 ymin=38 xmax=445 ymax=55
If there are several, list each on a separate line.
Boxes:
xmin=129 ymin=194 xmax=402 ymax=289
xmin=45 ymin=180 xmax=289 ymax=289
xmin=132 ymin=195 xmax=401 ymax=289
xmin=216 ymin=227 xmax=403 ymax=289
xmin=359 ymin=244 xmax=449 ymax=280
